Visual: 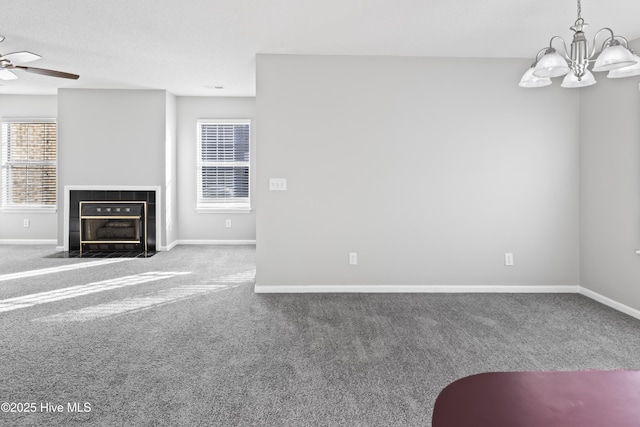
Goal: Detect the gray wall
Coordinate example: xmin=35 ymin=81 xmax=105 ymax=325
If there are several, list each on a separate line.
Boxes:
xmin=165 ymin=92 xmax=178 ymax=246
xmin=5 ymin=52 xmax=639 ymax=313
xmin=1 ymin=92 xmax=256 ymax=246
xmin=256 ymin=54 xmax=581 ymax=289
xmin=580 ymin=39 xmax=640 ymax=311
xmin=0 ymin=95 xmax=58 ymax=242
xmin=176 ymin=96 xmax=256 ymax=242
xmin=57 ymin=89 xmax=171 ymax=248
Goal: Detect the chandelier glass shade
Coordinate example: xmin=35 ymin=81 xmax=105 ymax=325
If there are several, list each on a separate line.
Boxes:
xmin=519 ymin=0 xmax=639 ymax=88
xmin=561 ymin=69 xmax=596 ymax=88
xmin=607 ymin=54 xmax=640 ymax=78
xmin=532 ymin=48 xmax=571 ymax=78
xmin=592 ymin=43 xmax=637 ymax=72
xmin=518 ymin=66 xmax=552 ymax=88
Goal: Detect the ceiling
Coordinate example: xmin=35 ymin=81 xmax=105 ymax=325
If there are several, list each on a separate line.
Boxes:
xmin=1 ymin=0 xmax=639 ymax=96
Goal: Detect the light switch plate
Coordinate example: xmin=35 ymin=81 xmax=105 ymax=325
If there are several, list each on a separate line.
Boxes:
xmin=269 ymin=178 xmax=287 ymax=191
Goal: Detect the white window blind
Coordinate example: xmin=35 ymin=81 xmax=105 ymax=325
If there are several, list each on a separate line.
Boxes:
xmin=1 ymin=120 xmax=57 ymax=209
xmin=197 ymin=119 xmax=250 ymax=210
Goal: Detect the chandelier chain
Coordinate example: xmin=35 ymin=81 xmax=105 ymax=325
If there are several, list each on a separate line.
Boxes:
xmin=577 ymin=0 xmax=582 ymax=20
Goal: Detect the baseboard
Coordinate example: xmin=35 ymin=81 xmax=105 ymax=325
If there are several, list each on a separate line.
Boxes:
xmin=254 ymin=284 xmax=579 ymax=294
xmin=6 ymin=239 xmax=254 ymax=250
xmin=579 ymin=287 xmax=640 ymax=321
xmin=254 ymin=283 xmax=640 ymax=321
xmin=147 ymin=240 xmax=255 ymax=251
xmin=158 ymin=240 xmax=179 ymax=251
xmin=176 ymin=240 xmax=256 ymax=246
xmin=0 ymin=239 xmax=57 ymax=245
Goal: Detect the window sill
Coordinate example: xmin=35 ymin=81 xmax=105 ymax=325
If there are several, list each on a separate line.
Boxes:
xmin=196 ymin=207 xmax=252 ymax=214
xmin=1 ymin=207 xmax=57 ymax=214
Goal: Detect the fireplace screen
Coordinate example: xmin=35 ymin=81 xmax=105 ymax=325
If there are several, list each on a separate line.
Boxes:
xmin=79 ymin=201 xmax=147 ymax=254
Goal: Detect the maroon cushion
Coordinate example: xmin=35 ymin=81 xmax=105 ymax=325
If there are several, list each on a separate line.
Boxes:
xmin=432 ymin=370 xmax=640 ymax=427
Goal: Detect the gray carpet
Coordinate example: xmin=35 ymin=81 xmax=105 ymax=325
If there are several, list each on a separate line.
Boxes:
xmin=1 ymin=245 xmax=640 ymax=426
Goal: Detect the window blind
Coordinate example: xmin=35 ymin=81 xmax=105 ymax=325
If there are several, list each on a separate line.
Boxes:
xmin=197 ymin=120 xmax=250 ymax=209
xmin=1 ymin=120 xmax=57 ymax=209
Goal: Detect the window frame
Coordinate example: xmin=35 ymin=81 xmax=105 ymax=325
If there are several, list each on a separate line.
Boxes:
xmin=1 ymin=118 xmax=58 ymax=213
xmin=196 ymin=119 xmax=251 ymax=213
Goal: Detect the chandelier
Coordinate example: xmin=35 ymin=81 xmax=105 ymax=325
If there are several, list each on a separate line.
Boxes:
xmin=519 ymin=0 xmax=640 ymax=88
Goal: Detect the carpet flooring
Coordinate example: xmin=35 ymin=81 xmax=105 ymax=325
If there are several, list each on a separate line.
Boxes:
xmin=1 ymin=244 xmax=640 ymax=426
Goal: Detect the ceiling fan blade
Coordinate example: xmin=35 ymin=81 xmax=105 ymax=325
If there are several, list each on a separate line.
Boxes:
xmin=0 ymin=51 xmax=41 ymax=63
xmin=0 ymin=69 xmax=18 ymax=80
xmin=14 ymin=65 xmax=79 ymax=80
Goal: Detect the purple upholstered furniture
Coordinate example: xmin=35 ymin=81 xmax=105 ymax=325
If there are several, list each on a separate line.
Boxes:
xmin=432 ymin=370 xmax=640 ymax=427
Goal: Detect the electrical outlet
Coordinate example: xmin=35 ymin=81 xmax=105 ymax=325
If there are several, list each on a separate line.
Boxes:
xmin=505 ymin=253 xmax=514 ymax=266
xmin=225 ymin=219 xmax=232 ymax=228
xmin=349 ymin=252 xmax=358 ymax=265
xmin=23 ymin=219 xmax=30 ymax=228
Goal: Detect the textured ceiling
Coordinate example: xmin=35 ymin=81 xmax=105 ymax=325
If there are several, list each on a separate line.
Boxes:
xmin=1 ymin=0 xmax=639 ymax=96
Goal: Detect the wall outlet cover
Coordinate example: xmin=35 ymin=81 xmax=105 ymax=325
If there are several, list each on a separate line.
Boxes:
xmin=349 ymin=252 xmax=358 ymax=265
xmin=505 ymin=252 xmax=514 ymax=266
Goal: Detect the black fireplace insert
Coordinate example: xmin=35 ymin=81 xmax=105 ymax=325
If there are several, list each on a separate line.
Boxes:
xmin=79 ymin=201 xmax=147 ymax=254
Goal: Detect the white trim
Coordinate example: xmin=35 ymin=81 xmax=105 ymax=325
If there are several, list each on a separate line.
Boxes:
xmin=8 ymin=239 xmax=254 ymax=249
xmin=176 ymin=239 xmax=256 ymax=246
xmin=579 ymin=287 xmax=640 ymax=321
xmin=1 ymin=119 xmax=58 ymax=210
xmin=161 ymin=240 xmax=179 ymax=251
xmin=196 ymin=207 xmax=252 ymax=214
xmin=0 ymin=239 xmax=57 ymax=245
xmin=63 ymin=185 xmax=162 ymax=251
xmin=0 ymin=117 xmax=56 ymax=123
xmin=254 ymin=284 xmax=579 ymax=294
xmin=253 ymin=283 xmax=640 ymax=321
xmin=0 ymin=208 xmax=57 ymax=214
xmin=196 ymin=119 xmax=251 ymax=209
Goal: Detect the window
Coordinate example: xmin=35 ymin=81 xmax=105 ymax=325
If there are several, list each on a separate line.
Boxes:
xmin=197 ymin=119 xmax=250 ymax=211
xmin=1 ymin=120 xmax=57 ymax=210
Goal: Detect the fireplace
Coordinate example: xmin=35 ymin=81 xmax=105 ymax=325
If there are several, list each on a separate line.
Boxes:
xmin=79 ymin=201 xmax=147 ymax=254
xmin=67 ymin=189 xmax=157 ymax=253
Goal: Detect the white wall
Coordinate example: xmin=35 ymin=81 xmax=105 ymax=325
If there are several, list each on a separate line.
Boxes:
xmin=57 ymin=89 xmax=170 ymax=248
xmin=176 ymin=96 xmax=256 ymax=242
xmin=0 ymin=95 xmax=58 ymax=243
xmin=580 ymin=39 xmax=640 ymax=312
xmin=256 ymin=54 xmax=581 ymax=290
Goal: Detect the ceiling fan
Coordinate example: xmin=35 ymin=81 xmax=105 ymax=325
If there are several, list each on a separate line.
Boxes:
xmin=0 ymin=35 xmax=79 ymax=81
